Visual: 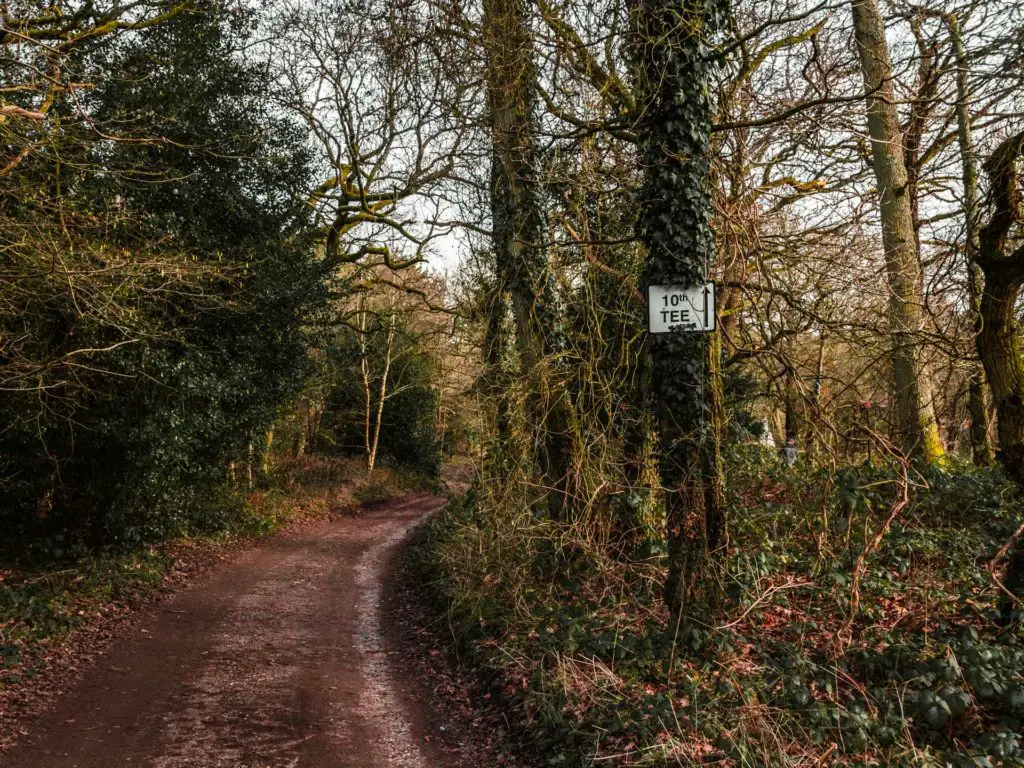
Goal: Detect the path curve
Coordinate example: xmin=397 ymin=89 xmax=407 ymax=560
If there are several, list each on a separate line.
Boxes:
xmin=1 ymin=494 xmax=448 ymax=768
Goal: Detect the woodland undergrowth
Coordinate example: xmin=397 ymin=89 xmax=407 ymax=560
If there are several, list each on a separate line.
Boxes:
xmin=423 ymin=448 xmax=1024 ymax=767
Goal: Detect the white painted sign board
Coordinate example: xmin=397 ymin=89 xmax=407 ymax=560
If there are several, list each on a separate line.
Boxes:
xmin=648 ymin=283 xmax=716 ymax=333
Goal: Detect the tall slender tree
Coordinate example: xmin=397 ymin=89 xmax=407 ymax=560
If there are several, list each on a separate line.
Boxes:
xmin=850 ymin=0 xmax=944 ymax=463
xmin=942 ymin=10 xmax=994 ymax=466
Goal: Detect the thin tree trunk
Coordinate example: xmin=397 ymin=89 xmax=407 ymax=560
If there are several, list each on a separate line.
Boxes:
xmin=295 ymin=399 xmax=308 ymax=458
xmin=261 ymin=429 xmax=274 ymax=477
xmin=808 ymin=333 xmax=827 ymax=462
xmin=850 ymin=0 xmax=944 ymax=463
xmin=943 ymin=11 xmax=994 ymax=466
xmin=784 ymin=368 xmax=799 ymax=443
xmin=358 ymin=306 xmax=373 ymax=465
xmin=368 ymin=315 xmax=396 ymax=475
xmin=310 ymin=402 xmax=323 ymax=454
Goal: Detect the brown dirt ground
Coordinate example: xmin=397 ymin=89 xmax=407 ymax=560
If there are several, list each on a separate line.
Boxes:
xmin=382 ymin=530 xmax=538 ymax=768
xmin=0 ymin=493 xmax=517 ymax=768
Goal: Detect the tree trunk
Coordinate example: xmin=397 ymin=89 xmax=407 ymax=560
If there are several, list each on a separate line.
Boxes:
xmin=309 ymin=402 xmax=323 ymax=454
xmin=967 ymin=276 xmax=994 ymax=465
xmin=360 ymin=312 xmax=373 ymax=465
xmin=975 ymin=132 xmax=1024 ymax=599
xmin=943 ymin=11 xmax=994 ymax=466
xmin=483 ymin=0 xmax=575 ymax=518
xmin=261 ymin=429 xmax=274 ymax=478
xmin=634 ymin=0 xmax=729 ymax=621
xmin=295 ymin=399 xmax=308 ymax=458
xmin=613 ymin=334 xmax=656 ymax=555
xmin=850 ymin=0 xmax=943 ymax=463
xmin=367 ymin=315 xmax=396 ymax=475
xmin=807 ymin=333 xmax=827 ymax=462
xmin=979 ymin=271 xmax=1024 ymax=477
xmin=977 ymin=133 xmax=1024 ymax=479
xmin=784 ymin=368 xmax=800 ymax=443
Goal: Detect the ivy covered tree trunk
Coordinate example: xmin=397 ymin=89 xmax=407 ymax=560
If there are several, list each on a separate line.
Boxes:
xmin=482 ymin=270 xmax=516 ymax=461
xmin=784 ymin=368 xmax=800 ymax=445
xmin=482 ymin=0 xmax=575 ymax=518
xmin=633 ymin=0 xmax=729 ymax=620
xmin=850 ymin=0 xmax=944 ymax=463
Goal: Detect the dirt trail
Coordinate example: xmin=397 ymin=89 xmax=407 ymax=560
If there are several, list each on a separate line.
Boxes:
xmin=1 ymin=494 xmax=452 ymax=768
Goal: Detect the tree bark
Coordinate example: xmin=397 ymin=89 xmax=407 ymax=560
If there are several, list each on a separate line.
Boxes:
xmin=634 ymin=0 xmax=729 ymax=621
xmin=975 ymin=132 xmax=1024 ymax=599
xmin=295 ymin=399 xmax=308 ymax=458
xmin=482 ymin=283 xmax=514 ymax=450
xmin=359 ymin=306 xmax=373 ymax=464
xmin=784 ymin=367 xmax=800 ymax=443
xmin=482 ymin=0 xmax=575 ymax=518
xmin=367 ymin=314 xmax=397 ymax=475
xmin=850 ymin=0 xmax=944 ymax=463
xmin=807 ymin=332 xmax=827 ymax=462
xmin=979 ymin=264 xmax=1024 ymax=476
xmin=943 ymin=11 xmax=994 ymax=466
xmin=977 ymin=133 xmax=1024 ymax=480
xmin=261 ymin=429 xmax=274 ymax=478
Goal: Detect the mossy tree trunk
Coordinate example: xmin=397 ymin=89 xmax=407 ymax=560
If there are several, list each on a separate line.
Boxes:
xmin=977 ymin=133 xmax=1024 ymax=480
xmin=482 ymin=0 xmax=575 ymax=519
xmin=633 ymin=0 xmax=729 ymax=621
xmin=850 ymin=0 xmax=944 ymax=463
xmin=975 ymin=132 xmax=1024 ymax=598
xmin=482 ymin=266 xmax=517 ymax=463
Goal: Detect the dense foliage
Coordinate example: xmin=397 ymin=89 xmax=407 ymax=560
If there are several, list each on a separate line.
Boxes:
xmin=0 ymin=5 xmax=323 ymax=548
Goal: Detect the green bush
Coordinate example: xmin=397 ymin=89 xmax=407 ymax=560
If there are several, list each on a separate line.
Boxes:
xmin=0 ymin=5 xmax=323 ymax=549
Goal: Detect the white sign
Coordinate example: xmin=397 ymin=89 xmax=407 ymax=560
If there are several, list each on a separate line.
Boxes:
xmin=648 ymin=283 xmax=716 ymax=333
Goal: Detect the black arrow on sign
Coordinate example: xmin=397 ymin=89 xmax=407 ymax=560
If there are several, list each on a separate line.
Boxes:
xmin=702 ymin=285 xmax=711 ymax=327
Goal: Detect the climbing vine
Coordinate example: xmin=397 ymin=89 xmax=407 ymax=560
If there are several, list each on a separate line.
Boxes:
xmin=633 ymin=0 xmax=730 ymax=618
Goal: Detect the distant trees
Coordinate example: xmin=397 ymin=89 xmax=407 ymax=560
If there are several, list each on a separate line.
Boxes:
xmin=264 ymin=264 xmax=464 ymax=481
xmin=268 ymin=0 xmax=475 ymax=480
xmin=349 ymin=270 xmax=451 ymax=476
